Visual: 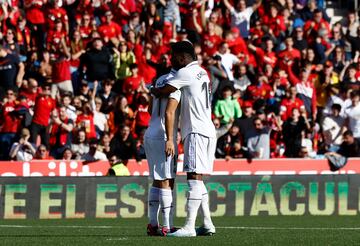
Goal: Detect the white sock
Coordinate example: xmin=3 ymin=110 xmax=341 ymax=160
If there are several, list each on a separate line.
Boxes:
xmin=159 ymin=188 xmax=173 ymax=230
xmin=169 ymin=190 xmax=175 ymax=229
xmin=184 ymin=180 xmax=202 ymax=230
xmin=148 ymin=187 xmax=160 ymax=226
xmin=201 ymin=182 xmax=214 ymax=228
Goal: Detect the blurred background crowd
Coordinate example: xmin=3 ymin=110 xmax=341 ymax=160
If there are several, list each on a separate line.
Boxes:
xmin=0 ymin=0 xmax=359 ymax=162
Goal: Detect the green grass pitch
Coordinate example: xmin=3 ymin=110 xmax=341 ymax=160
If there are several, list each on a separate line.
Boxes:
xmin=1 ymin=216 xmax=360 ymax=245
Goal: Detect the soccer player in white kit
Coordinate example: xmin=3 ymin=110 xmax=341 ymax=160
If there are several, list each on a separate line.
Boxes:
xmin=144 ymin=69 xmax=181 ymax=236
xmin=151 ymin=41 xmax=216 ymax=237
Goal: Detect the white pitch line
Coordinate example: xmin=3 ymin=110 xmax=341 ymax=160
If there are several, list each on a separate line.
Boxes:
xmin=217 ymin=226 xmax=360 ymax=230
xmin=106 ymin=238 xmax=128 ymax=241
xmin=2 ymin=225 xmax=360 ymax=231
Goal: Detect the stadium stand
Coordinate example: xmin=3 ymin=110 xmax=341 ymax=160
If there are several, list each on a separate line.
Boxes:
xmin=0 ymin=0 xmax=359 ymax=162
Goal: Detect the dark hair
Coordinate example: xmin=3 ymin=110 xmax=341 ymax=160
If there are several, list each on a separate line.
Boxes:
xmin=89 ymin=138 xmax=98 ymax=145
xmin=314 ymin=9 xmax=322 ymax=14
xmin=350 ymin=90 xmax=359 ymax=98
xmin=171 ymin=41 xmax=196 ymax=60
xmin=253 ymin=117 xmax=263 ymax=123
xmin=62 ymin=146 xmax=72 ymax=155
xmin=129 ymin=63 xmax=138 ymax=70
xmin=7 ymin=86 xmax=18 ymax=94
xmin=343 ymin=130 xmax=353 ymax=137
xmin=331 ymin=103 xmax=342 ymax=112
xmin=222 ymin=85 xmax=233 ymax=92
xmin=62 ymin=92 xmax=73 ymax=98
xmin=348 ymin=64 xmax=357 ymax=70
xmin=58 ymin=104 xmax=66 ymax=109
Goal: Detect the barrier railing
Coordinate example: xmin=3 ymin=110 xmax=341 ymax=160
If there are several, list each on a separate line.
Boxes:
xmin=1 ymin=158 xmax=360 ymax=177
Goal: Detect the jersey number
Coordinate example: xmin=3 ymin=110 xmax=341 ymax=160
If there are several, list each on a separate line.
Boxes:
xmin=202 ymin=82 xmax=210 ymax=109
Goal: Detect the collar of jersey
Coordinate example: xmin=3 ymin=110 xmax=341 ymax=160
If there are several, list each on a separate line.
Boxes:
xmin=185 ymin=61 xmax=198 ymax=67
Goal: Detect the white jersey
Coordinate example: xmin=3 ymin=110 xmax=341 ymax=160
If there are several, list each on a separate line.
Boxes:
xmin=344 ymin=103 xmax=360 ymax=138
xmin=144 ymin=70 xmax=181 ymax=140
xmin=168 ymin=61 xmax=216 ymax=140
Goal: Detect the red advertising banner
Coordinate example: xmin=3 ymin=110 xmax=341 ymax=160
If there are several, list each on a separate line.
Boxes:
xmin=0 ymin=158 xmax=360 ymax=177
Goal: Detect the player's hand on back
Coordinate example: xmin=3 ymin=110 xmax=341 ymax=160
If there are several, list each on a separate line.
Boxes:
xmin=150 ymin=87 xmax=161 ymax=98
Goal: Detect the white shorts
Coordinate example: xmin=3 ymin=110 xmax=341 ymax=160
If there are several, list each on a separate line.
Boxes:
xmin=183 ymin=133 xmax=216 ymax=174
xmin=144 ymin=137 xmax=177 ymax=180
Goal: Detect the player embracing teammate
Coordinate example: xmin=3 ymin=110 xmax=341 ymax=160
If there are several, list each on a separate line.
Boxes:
xmin=144 ymin=68 xmax=180 ymax=236
xmin=150 ymin=41 xmax=216 ymax=237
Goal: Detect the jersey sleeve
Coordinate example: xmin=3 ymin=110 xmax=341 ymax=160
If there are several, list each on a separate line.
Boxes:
xmin=168 ymin=89 xmax=181 ymax=102
xmin=167 ymin=69 xmax=191 ymax=89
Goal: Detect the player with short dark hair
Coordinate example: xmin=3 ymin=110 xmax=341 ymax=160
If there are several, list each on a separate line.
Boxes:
xmin=151 ymin=41 xmax=216 ymax=237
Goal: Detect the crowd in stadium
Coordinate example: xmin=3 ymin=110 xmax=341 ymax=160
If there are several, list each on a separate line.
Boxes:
xmin=0 ymin=0 xmax=359 ymax=162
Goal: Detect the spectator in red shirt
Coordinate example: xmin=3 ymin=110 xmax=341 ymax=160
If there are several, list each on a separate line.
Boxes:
xmin=0 ymin=88 xmax=20 ymax=159
xmin=34 ymin=144 xmax=54 ymax=160
xmin=16 ymin=16 xmax=31 ymax=61
xmin=46 ymin=0 xmax=69 ymax=33
xmin=19 ymin=78 xmax=41 ymax=109
xmin=146 ymin=30 xmax=169 ymax=62
xmin=122 ymin=63 xmax=143 ymax=106
xmin=25 ymin=0 xmax=45 ymax=50
xmin=134 ymin=93 xmax=150 ymax=136
xmin=114 ymin=0 xmax=136 ymax=27
xmin=30 ymin=83 xmax=56 ymax=147
xmin=46 ymin=19 xmax=68 ymax=53
xmin=249 ymin=20 xmax=264 ymax=46
xmin=248 ymin=38 xmax=277 ymax=71
xmin=70 ymin=30 xmax=85 ymax=70
xmin=225 ymin=28 xmax=248 ymax=62
xmin=304 ymin=8 xmax=330 ymax=44
xmin=98 ymin=10 xmax=122 ymax=41
xmin=278 ymin=36 xmax=301 ymax=70
xmin=76 ymin=102 xmax=96 ymax=139
xmin=263 ymin=4 xmax=286 ymax=38
xmin=245 ymin=76 xmax=273 ymax=102
xmin=202 ymin=22 xmax=222 ymax=58
xmin=79 ymin=13 xmax=93 ymax=42
xmin=51 ymin=40 xmax=73 ymax=98
xmin=49 ymin=105 xmax=74 ymax=158
xmin=137 ymin=46 xmax=156 ymax=83
xmin=280 ymin=86 xmax=306 ymax=121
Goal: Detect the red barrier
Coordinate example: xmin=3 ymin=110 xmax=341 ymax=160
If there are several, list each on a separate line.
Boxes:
xmin=0 ymin=158 xmax=360 ymax=176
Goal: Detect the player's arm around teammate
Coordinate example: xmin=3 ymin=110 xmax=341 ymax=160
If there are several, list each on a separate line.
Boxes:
xmin=165 ymin=98 xmax=179 ymax=157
